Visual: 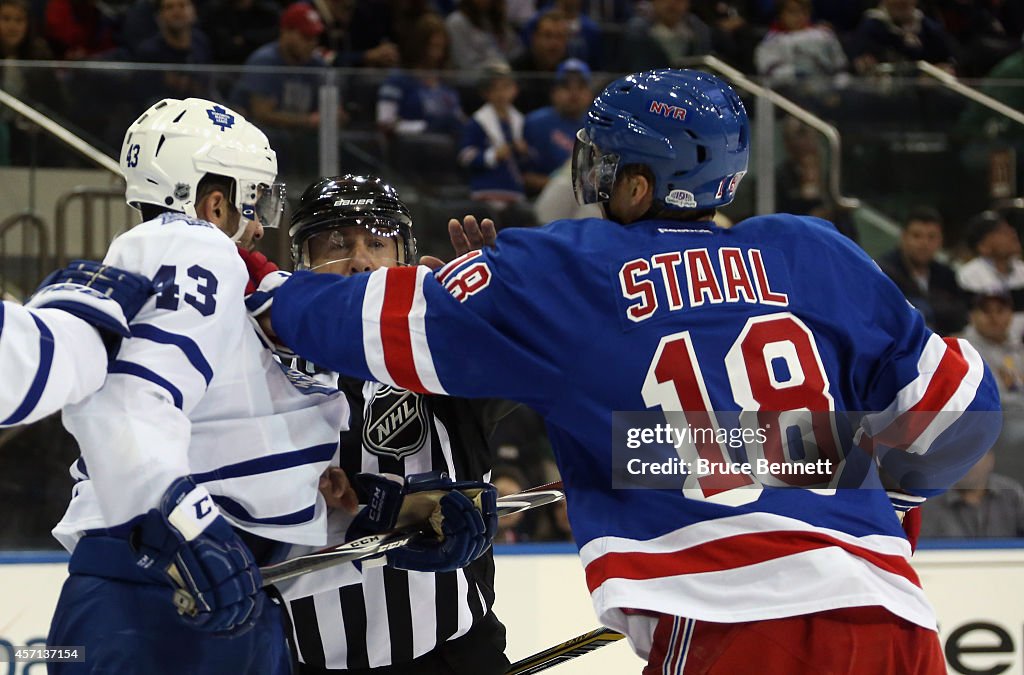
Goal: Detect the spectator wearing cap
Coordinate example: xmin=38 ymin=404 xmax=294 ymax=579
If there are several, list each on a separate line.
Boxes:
xmin=957 ymin=210 xmax=1024 ymax=342
xmin=522 ymin=58 xmax=591 ymax=196
xmin=510 ymin=8 xmax=569 ymax=113
xmin=919 ymin=451 xmax=1024 ymax=538
xmin=618 ymin=0 xmax=712 ymax=72
xmin=233 ymin=2 xmax=342 ymax=184
xmin=458 ymin=63 xmax=534 ymax=222
xmin=234 ymin=2 xmax=328 ymax=131
xmin=878 ymin=206 xmax=968 ymax=336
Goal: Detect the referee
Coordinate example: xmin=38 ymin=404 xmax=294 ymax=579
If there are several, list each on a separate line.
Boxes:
xmin=281 ymin=175 xmax=511 ymax=675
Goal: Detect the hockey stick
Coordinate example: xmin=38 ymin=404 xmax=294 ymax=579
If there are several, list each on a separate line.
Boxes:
xmin=260 ymin=487 xmax=565 ymax=586
xmin=506 ymin=627 xmax=625 ymax=674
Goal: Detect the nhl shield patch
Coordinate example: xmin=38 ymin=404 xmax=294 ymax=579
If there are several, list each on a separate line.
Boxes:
xmin=363 ymin=385 xmax=429 ymax=459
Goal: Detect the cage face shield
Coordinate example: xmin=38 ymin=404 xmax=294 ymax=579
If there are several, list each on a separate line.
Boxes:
xmin=238 ymin=180 xmax=287 ymax=231
xmin=298 ymin=218 xmax=407 ymax=272
xmin=572 ymin=128 xmax=621 ymax=205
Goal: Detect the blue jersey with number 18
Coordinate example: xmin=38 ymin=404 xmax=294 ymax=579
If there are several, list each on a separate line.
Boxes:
xmin=55 ymin=212 xmax=346 ymax=552
xmin=271 ymin=213 xmax=1000 ymax=643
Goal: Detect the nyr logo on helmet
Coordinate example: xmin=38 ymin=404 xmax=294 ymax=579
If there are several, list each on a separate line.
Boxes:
xmin=206 ymin=105 xmax=235 ymax=131
xmin=363 ymin=385 xmax=428 ymax=460
xmin=666 ymin=189 xmax=697 ymax=208
xmin=649 ymin=100 xmax=687 ymax=121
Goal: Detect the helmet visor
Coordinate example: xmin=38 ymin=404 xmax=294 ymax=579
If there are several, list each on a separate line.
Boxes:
xmin=299 ymin=218 xmax=406 ymax=271
xmin=240 ymin=181 xmax=287 ymax=229
xmin=572 ymin=129 xmax=620 ymax=205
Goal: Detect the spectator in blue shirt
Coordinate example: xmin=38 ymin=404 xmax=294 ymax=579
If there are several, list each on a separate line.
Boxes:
xmin=522 ymin=57 xmax=591 ymax=196
xmin=377 ymin=13 xmax=465 ymax=138
xmin=457 ymin=62 xmax=530 ymax=212
xmin=233 ymin=2 xmax=341 ymax=182
xmin=233 ymin=2 xmax=328 ymax=131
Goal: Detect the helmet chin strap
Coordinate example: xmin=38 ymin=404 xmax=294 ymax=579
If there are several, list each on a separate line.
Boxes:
xmin=230 ymin=216 xmax=250 ymax=243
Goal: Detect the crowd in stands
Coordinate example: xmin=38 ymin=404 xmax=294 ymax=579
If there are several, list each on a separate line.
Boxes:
xmin=2 ymin=0 xmax=1024 ymax=543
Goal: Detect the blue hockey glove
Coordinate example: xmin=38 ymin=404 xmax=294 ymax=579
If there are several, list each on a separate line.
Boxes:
xmin=27 ymin=260 xmax=152 ymax=352
xmin=130 ymin=476 xmax=264 ymax=636
xmin=347 ymin=471 xmax=498 ymax=573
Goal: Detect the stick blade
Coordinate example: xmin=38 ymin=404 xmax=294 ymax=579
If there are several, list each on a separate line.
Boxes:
xmin=496 ymin=490 xmax=564 ymax=517
xmin=506 ymin=628 xmax=625 ymax=675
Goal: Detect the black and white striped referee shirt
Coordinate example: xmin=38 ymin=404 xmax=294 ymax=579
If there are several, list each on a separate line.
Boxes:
xmin=284 ymin=375 xmax=508 ymax=671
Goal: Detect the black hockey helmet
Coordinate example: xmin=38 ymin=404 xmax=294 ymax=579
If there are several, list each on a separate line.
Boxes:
xmin=290 ymin=174 xmax=416 ymax=269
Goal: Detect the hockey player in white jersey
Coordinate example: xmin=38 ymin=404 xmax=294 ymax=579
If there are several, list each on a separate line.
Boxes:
xmin=45 ymin=98 xmax=345 ymax=675
xmin=46 ymin=98 xmax=500 ymax=675
xmin=0 ymin=261 xmax=151 ymax=426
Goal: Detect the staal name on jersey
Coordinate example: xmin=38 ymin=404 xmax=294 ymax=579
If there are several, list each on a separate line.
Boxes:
xmin=618 ymin=247 xmax=788 ymax=322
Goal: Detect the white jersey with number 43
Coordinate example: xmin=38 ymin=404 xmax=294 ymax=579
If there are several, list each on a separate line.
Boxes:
xmin=54 ymin=213 xmax=347 ymax=551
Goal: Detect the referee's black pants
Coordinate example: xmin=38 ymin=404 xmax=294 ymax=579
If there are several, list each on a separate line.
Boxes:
xmin=297 ymin=612 xmax=510 ymax=675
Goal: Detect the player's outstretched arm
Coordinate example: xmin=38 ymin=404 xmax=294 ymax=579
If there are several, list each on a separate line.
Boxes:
xmin=0 ymin=262 xmax=153 ymax=427
xmin=268 ymin=262 xmax=561 ymax=409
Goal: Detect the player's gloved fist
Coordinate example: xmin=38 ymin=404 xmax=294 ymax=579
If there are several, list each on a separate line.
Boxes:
xmin=27 ymin=260 xmax=153 ymax=353
xmin=347 ymin=471 xmax=498 ymax=573
xmin=237 ymin=247 xmax=280 ymax=296
xmin=130 ymin=476 xmax=264 ymax=636
xmin=243 ymin=266 xmax=290 ymax=318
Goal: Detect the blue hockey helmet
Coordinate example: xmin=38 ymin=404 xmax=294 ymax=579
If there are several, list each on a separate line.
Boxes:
xmin=572 ymin=69 xmax=750 ymax=212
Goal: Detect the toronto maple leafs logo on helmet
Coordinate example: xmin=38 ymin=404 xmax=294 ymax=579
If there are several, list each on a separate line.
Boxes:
xmin=362 ymin=385 xmax=429 ymax=460
xmin=206 ymin=105 xmax=235 ymax=131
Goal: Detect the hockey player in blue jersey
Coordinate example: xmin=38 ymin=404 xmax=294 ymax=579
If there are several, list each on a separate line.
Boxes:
xmin=262 ymin=70 xmax=1000 ymax=674
xmin=0 ymin=261 xmax=151 ymax=426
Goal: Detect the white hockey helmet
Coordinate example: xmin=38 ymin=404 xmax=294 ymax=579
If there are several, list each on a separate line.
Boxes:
xmin=120 ymin=97 xmax=285 ymax=241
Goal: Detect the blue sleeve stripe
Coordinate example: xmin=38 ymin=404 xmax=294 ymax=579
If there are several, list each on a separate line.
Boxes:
xmin=108 ymin=360 xmax=184 ymax=409
xmin=1 ymin=314 xmax=56 ymax=425
xmin=130 ymin=323 xmax=214 ymax=385
xmin=191 ymin=442 xmax=338 ymax=483
xmin=245 ymin=290 xmax=273 ymax=313
xmin=212 ymin=495 xmax=316 ymax=526
xmin=0 ymin=301 xmax=6 ymax=332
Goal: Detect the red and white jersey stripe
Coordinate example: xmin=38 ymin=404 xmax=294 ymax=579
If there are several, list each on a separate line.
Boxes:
xmin=580 ymin=511 xmax=933 ymax=657
xmin=361 ymin=266 xmax=447 ymax=396
xmin=859 ymin=334 xmax=986 ymax=455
